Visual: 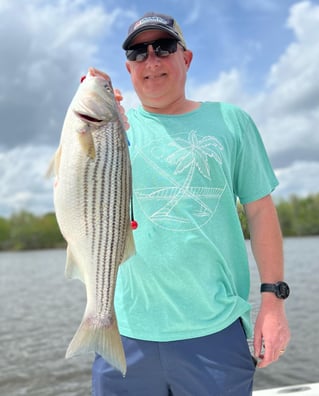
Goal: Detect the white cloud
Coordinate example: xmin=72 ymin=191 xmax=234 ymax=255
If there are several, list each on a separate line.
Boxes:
xmin=183 ymin=0 xmax=202 ymax=24
xmin=0 ymin=0 xmax=120 ymax=148
xmin=189 ymin=1 xmax=319 ymax=171
xmin=1 ymin=0 xmax=319 ymax=217
xmin=189 ymin=68 xmax=250 ymax=108
xmin=0 ymin=146 xmax=54 ymax=217
xmin=121 ymin=89 xmax=140 ymax=112
xmin=274 ymin=161 xmax=319 ymax=199
xmin=254 ymin=1 xmax=319 ymax=168
xmin=286 ymin=0 xmax=319 ymax=42
xmin=266 ymin=2 xmax=319 ymax=115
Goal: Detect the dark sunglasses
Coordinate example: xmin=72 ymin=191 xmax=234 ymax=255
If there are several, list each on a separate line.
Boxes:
xmin=126 ymin=38 xmax=180 ymax=62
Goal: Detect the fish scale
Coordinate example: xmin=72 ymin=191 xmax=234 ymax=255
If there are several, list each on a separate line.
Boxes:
xmin=92 ymin=125 xmax=128 ymax=317
xmin=49 ymin=69 xmax=135 ymax=375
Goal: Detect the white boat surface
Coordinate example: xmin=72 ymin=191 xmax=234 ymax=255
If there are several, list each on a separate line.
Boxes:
xmin=253 ymin=382 xmax=319 ymax=395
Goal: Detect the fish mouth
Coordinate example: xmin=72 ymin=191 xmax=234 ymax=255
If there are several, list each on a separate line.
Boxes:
xmin=75 ymin=112 xmax=103 ymax=123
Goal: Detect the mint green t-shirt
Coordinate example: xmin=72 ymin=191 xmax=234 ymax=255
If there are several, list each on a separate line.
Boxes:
xmin=115 ymin=102 xmax=278 ymax=340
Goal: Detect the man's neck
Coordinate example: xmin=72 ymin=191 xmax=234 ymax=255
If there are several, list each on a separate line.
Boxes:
xmin=142 ymin=98 xmax=200 ymax=115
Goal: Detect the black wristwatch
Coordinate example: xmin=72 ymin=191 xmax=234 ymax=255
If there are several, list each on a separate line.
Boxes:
xmin=260 ymin=281 xmax=290 ymax=299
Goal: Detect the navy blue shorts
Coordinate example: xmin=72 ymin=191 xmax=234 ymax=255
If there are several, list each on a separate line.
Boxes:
xmin=92 ymin=319 xmax=256 ymax=395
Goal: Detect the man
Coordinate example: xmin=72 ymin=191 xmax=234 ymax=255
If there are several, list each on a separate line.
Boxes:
xmin=92 ymin=12 xmax=290 ymax=396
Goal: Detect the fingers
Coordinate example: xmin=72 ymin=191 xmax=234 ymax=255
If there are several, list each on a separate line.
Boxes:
xmin=253 ymin=302 xmax=291 ymax=369
xmin=88 ymin=67 xmax=110 ymax=81
xmin=111 ymin=87 xmax=130 ymax=130
xmin=86 ymin=67 xmax=122 ymax=100
xmin=257 ymin=346 xmax=276 ymax=368
xmin=253 ymin=328 xmax=289 ymax=368
xmin=254 ymin=339 xmax=288 ymax=368
xmin=118 ymin=107 xmax=130 ymax=130
xmin=253 ymin=330 xmax=263 ymax=362
xmin=85 ymin=68 xmax=129 ymax=130
xmin=259 ymin=347 xmax=287 ymax=368
xmin=113 ymin=90 xmax=130 ymax=130
xmin=114 ymin=88 xmax=123 ymax=102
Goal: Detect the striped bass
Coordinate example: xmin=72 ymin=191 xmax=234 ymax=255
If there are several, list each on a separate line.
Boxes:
xmin=49 ymin=67 xmax=135 ymax=375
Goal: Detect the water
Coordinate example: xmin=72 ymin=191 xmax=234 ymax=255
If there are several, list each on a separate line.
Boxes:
xmin=0 ymin=237 xmax=318 ymax=395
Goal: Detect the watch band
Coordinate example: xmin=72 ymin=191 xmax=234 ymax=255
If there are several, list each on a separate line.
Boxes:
xmin=260 ymin=281 xmax=290 ymax=299
xmin=260 ymin=283 xmax=277 ymax=293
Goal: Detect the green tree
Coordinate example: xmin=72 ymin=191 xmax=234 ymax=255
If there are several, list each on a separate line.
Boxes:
xmin=9 ymin=211 xmax=41 ymax=250
xmin=237 ymin=203 xmax=250 ymax=239
xmin=7 ymin=211 xmax=64 ymax=250
xmin=0 ymin=193 xmax=318 ymax=251
xmin=0 ymin=217 xmax=10 ymax=250
xmin=276 ymin=200 xmax=296 ymax=236
xmin=291 ymin=195 xmax=319 ymax=235
xmin=37 ymin=213 xmax=65 ymax=248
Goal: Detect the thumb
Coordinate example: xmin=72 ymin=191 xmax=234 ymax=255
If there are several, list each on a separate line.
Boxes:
xmin=114 ymin=88 xmax=123 ymax=102
xmin=253 ymin=328 xmax=263 ymax=359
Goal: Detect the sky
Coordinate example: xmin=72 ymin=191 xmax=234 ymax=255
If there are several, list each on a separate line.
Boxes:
xmin=0 ymin=0 xmax=319 ymax=217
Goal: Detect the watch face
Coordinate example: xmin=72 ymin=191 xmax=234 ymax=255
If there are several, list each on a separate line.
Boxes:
xmin=277 ymin=282 xmax=290 ymax=299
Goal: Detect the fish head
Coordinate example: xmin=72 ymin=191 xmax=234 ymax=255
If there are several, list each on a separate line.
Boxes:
xmin=71 ymin=72 xmax=118 ymax=131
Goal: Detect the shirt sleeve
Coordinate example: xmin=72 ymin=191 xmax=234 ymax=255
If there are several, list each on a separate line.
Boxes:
xmin=231 ymin=108 xmax=279 ymax=204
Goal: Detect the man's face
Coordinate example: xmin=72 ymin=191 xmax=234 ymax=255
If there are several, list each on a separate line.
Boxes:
xmin=125 ymin=30 xmax=193 ymax=113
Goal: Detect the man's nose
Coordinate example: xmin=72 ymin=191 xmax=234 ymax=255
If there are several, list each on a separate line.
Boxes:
xmin=145 ymin=44 xmax=159 ymax=62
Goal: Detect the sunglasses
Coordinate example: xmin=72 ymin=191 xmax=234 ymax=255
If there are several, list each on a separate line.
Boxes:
xmin=126 ymin=38 xmax=180 ymax=62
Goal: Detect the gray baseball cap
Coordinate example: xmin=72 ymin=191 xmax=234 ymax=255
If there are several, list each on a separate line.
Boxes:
xmin=122 ymin=12 xmax=187 ymax=50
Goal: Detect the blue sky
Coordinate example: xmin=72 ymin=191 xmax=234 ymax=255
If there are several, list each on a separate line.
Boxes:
xmin=0 ymin=0 xmax=319 ymax=216
xmin=96 ymin=0 xmax=299 ymax=92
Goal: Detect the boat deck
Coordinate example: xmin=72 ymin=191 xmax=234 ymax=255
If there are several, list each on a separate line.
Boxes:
xmin=253 ymin=383 xmax=319 ymax=395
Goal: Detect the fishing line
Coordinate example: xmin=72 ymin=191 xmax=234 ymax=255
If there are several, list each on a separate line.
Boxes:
xmin=130 ymin=195 xmax=138 ymax=230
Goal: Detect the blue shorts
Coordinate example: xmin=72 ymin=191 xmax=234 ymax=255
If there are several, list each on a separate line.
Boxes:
xmin=92 ymin=319 xmax=256 ymax=396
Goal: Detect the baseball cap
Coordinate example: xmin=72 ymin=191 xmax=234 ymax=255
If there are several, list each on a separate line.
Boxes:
xmin=122 ymin=12 xmax=187 ymax=50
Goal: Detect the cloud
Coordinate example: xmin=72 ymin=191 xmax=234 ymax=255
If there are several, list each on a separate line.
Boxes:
xmin=1 ymin=0 xmax=319 ymax=217
xmin=255 ymin=1 xmax=319 ymax=168
xmin=183 ymin=0 xmax=202 ymax=25
xmin=190 ymin=1 xmax=319 ymax=172
xmin=0 ymin=0 xmax=119 ymax=148
xmin=274 ymin=161 xmax=319 ymax=199
xmin=189 ymin=69 xmax=249 ymax=106
xmin=266 ymin=1 xmax=319 ymax=115
xmin=0 ymin=145 xmax=54 ymax=216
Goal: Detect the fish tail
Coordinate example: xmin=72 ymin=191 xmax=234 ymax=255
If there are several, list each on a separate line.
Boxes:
xmin=65 ymin=315 xmax=126 ymax=375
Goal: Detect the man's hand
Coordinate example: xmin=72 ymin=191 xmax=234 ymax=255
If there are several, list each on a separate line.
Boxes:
xmin=114 ymin=89 xmax=130 ymax=131
xmin=87 ymin=67 xmax=130 ymax=130
xmin=254 ymin=296 xmax=290 ymax=368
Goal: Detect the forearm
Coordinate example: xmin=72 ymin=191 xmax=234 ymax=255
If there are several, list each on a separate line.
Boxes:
xmin=244 ymin=195 xmax=284 ymax=283
xmin=244 ymin=195 xmax=290 ymax=367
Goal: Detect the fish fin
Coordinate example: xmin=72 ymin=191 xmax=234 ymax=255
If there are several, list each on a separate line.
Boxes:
xmin=121 ymin=223 xmax=136 ymax=264
xmin=46 ymin=145 xmax=62 ymax=177
xmin=66 ymin=315 xmax=126 ymax=376
xmin=78 ymin=131 xmax=96 ymax=159
xmin=65 ymin=246 xmax=84 ymax=282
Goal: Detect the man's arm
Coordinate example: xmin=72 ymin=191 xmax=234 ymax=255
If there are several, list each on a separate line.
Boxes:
xmin=244 ymin=194 xmax=290 ymax=368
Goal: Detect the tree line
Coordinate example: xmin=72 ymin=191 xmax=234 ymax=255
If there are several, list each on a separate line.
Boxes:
xmin=239 ymin=193 xmax=319 ymax=239
xmin=0 ymin=193 xmax=318 ymax=251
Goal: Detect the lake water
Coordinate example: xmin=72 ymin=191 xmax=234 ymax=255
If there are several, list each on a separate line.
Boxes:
xmin=0 ymin=237 xmax=318 ymax=395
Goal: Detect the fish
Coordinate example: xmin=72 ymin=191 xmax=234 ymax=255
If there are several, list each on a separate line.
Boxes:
xmin=49 ymin=67 xmax=135 ymax=376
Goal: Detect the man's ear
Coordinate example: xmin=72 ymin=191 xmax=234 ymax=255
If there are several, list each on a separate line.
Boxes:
xmin=126 ymin=61 xmax=132 ymax=74
xmin=183 ymin=50 xmax=193 ymax=70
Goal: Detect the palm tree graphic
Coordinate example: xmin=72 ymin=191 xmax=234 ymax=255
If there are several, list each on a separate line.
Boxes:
xmin=149 ymin=130 xmax=224 ymax=222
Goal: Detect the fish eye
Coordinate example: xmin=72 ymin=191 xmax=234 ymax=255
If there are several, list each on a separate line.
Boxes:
xmin=104 ymin=83 xmax=112 ymax=92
